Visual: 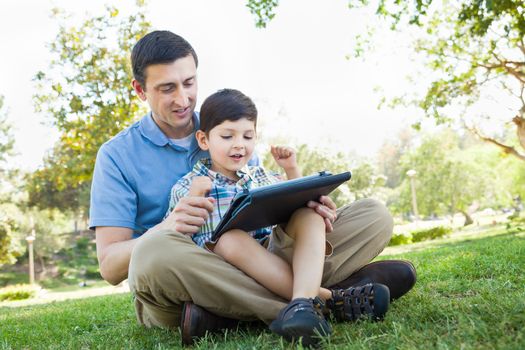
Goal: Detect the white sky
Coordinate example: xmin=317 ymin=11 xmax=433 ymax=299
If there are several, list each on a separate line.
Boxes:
xmin=0 ymin=0 xmax=439 ymax=171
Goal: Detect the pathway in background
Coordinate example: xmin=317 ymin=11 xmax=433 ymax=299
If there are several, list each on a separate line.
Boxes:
xmin=0 ymin=281 xmax=130 ymax=308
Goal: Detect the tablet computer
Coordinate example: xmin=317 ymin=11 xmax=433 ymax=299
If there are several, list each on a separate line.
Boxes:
xmin=210 ymin=170 xmax=351 ymax=242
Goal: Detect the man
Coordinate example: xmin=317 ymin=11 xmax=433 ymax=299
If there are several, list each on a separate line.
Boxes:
xmin=90 ymin=30 xmax=416 ymax=345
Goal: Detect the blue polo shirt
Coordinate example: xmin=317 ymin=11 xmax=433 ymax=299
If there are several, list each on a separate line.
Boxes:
xmin=89 ymin=112 xmax=258 ymax=236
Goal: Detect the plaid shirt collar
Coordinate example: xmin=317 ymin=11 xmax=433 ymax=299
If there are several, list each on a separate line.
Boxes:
xmin=195 ymin=158 xmax=254 ymax=187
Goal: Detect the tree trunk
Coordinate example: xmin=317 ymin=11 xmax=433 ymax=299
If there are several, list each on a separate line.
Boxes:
xmin=461 ymin=211 xmax=474 ymax=226
xmin=38 ymin=254 xmax=47 ymax=279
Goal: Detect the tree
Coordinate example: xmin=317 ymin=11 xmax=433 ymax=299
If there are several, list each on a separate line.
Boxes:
xmin=0 ymin=96 xmax=20 ymax=266
xmin=376 ymin=128 xmax=415 ymax=189
xmin=394 ymin=130 xmax=492 ymax=224
xmin=28 ymin=4 xmax=151 ymax=215
xmin=246 ymin=0 xmax=525 ymax=160
xmin=0 ymin=96 xmax=15 ymax=179
xmin=262 ymin=143 xmax=382 ymax=207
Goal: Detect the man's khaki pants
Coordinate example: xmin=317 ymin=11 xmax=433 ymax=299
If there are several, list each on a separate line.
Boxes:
xmin=128 ymin=198 xmax=393 ymax=328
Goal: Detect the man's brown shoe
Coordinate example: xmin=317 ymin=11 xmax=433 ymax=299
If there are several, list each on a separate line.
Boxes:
xmin=329 ymin=260 xmax=416 ymax=301
xmin=180 ymin=302 xmax=239 ymax=346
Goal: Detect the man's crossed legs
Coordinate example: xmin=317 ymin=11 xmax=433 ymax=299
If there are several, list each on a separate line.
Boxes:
xmin=128 ymin=199 xmax=416 ymax=345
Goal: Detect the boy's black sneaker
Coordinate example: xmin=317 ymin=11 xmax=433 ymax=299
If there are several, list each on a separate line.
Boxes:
xmin=327 ymin=283 xmax=390 ymax=322
xmin=269 ymin=297 xmax=332 ymax=347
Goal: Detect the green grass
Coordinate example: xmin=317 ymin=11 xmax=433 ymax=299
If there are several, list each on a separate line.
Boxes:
xmin=1 ymin=228 xmax=524 ymax=349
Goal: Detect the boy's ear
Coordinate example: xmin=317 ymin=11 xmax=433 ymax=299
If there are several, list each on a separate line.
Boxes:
xmin=195 ymin=130 xmax=209 ymax=150
xmin=132 ymin=79 xmax=147 ymax=101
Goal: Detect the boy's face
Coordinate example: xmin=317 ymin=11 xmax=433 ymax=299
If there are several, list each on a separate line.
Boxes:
xmin=196 ymin=118 xmax=256 ymax=180
xmin=132 ymin=55 xmax=198 ymax=139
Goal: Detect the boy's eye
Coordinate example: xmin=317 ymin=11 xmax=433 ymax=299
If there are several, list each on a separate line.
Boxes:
xmin=221 ymin=136 xmax=232 ymax=140
xmin=244 ymin=136 xmax=253 ymax=140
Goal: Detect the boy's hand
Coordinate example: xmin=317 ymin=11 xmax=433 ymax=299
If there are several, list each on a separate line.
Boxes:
xmin=188 ymin=176 xmax=212 ymax=197
xmin=271 ymin=145 xmax=297 ymax=170
xmin=307 ymin=195 xmax=338 ymax=233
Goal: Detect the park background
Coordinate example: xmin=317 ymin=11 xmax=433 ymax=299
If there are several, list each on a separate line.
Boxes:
xmin=1 ymin=0 xmax=524 ymax=349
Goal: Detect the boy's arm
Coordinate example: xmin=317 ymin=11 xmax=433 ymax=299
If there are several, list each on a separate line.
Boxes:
xmin=271 ymin=145 xmax=302 ymax=179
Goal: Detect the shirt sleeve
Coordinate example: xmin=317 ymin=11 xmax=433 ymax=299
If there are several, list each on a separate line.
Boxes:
xmin=89 ymin=144 xmax=137 ymax=230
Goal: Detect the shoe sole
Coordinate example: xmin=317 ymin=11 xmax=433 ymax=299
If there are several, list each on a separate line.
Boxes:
xmin=269 ymin=314 xmax=331 ymax=347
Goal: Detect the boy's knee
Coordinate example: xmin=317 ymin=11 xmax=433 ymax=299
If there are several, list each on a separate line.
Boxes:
xmin=290 ymin=207 xmax=323 ymax=224
xmin=286 ymin=207 xmax=324 ymax=228
xmin=213 ymin=229 xmax=246 ymax=261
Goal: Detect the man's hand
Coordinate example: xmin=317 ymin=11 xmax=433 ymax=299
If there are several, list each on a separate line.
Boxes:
xmin=307 ymin=195 xmax=338 ymax=233
xmin=160 ymin=196 xmax=215 ymax=235
xmin=271 ymin=145 xmax=301 ymax=179
xmin=157 ymin=176 xmax=215 ymax=235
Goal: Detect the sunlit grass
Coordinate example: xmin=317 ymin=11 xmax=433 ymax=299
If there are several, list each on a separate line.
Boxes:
xmin=1 ymin=227 xmax=524 ymax=349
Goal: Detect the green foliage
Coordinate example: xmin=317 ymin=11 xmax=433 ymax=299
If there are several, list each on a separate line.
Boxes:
xmin=246 ymin=0 xmax=279 ymax=28
xmin=28 ymin=5 xmax=151 ymax=214
xmin=0 ymin=204 xmax=23 ymax=267
xmin=262 ymin=143 xmax=384 ymax=207
xmin=388 ymin=226 xmax=451 ymax=246
xmin=359 ymin=0 xmax=525 ymax=159
xmin=0 ymin=216 xmax=17 ymax=266
xmin=377 ymin=128 xmax=415 ymax=189
xmin=40 ymin=234 xmax=100 ymax=288
xmin=245 ymin=1 xmax=525 ymax=159
xmin=388 ymin=233 xmax=412 ymax=246
xmin=0 ymin=284 xmax=39 ymax=301
xmin=0 ymin=96 xmax=15 ymax=171
xmin=391 ymin=129 xmax=494 ymax=217
xmin=411 ymin=225 xmax=452 ymax=243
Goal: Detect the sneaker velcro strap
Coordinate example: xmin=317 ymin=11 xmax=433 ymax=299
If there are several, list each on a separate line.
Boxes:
xmin=329 ymin=283 xmax=378 ymax=322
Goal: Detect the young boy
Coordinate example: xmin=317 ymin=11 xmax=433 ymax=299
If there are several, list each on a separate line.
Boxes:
xmin=166 ymin=89 xmax=390 ymax=346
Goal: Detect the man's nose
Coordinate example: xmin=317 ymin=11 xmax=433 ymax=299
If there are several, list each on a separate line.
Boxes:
xmin=173 ymin=89 xmax=189 ymax=107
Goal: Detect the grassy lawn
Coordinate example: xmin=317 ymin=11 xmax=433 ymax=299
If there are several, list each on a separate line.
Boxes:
xmin=1 ymin=227 xmax=524 ymax=349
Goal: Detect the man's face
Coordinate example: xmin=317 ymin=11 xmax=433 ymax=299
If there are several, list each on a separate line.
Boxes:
xmin=197 ymin=118 xmax=256 ymax=180
xmin=133 ymin=55 xmax=198 ymax=139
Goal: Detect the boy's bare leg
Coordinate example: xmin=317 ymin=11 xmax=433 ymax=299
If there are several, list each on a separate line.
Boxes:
xmin=213 ymin=230 xmax=294 ymax=300
xmin=214 ymin=224 xmax=332 ymax=301
xmin=284 ymin=207 xmax=332 ymax=301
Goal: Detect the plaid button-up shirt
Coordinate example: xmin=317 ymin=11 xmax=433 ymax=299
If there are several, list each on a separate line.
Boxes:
xmin=166 ymin=158 xmax=282 ymax=247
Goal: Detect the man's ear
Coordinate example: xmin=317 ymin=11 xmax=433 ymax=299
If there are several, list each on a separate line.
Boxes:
xmin=195 ymin=130 xmax=209 ymax=150
xmin=132 ymin=79 xmax=147 ymax=101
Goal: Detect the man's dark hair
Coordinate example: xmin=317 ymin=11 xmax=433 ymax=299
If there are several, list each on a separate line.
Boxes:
xmin=199 ymin=89 xmax=258 ymax=134
xmin=131 ymin=30 xmax=198 ymax=88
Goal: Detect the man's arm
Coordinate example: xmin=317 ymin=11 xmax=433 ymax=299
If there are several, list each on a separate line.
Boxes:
xmin=95 ymin=196 xmax=215 ymax=285
xmin=96 ymin=226 xmax=135 ymax=285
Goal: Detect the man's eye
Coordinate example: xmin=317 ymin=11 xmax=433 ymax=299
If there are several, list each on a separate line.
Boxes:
xmin=184 ymin=80 xmax=194 ymax=87
xmin=160 ymin=86 xmax=174 ymax=93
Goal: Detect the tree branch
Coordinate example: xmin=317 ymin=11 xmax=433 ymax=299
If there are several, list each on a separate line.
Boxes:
xmin=519 ymin=37 xmax=525 ymax=56
xmin=467 ymin=125 xmax=525 ymax=161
